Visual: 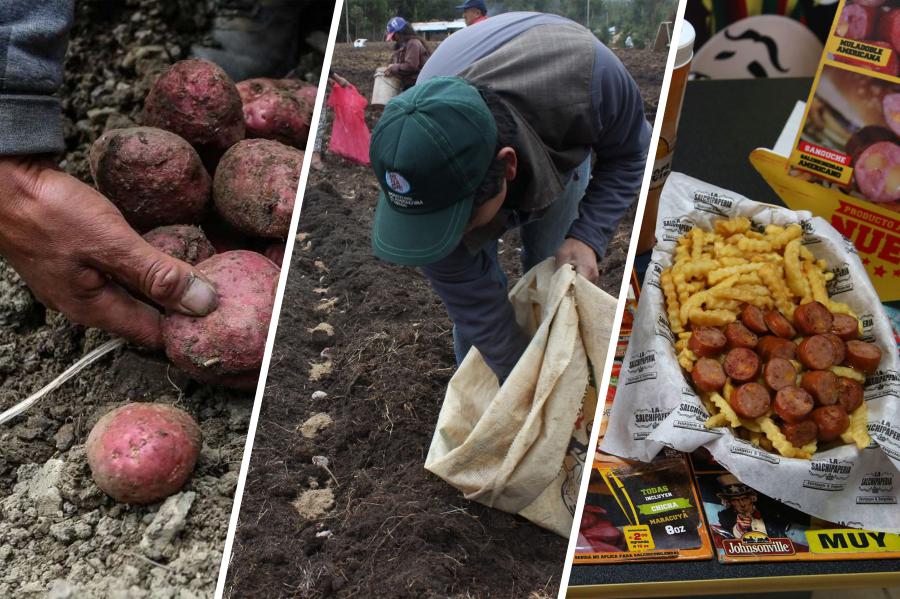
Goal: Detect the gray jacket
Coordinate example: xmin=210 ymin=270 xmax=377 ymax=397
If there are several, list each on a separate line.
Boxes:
xmin=417 ymin=12 xmax=649 ymax=378
xmin=0 ymin=1 xmax=74 ymax=155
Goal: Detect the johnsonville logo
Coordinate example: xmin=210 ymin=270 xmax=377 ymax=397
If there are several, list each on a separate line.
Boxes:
xmin=722 ymin=532 xmax=795 ymax=557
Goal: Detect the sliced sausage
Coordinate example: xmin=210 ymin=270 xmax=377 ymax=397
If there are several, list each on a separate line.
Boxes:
xmin=774 ymin=386 xmax=815 ymax=424
xmin=811 ymin=405 xmax=850 ymax=441
xmin=729 ymin=383 xmax=771 ymax=419
xmin=798 ymin=335 xmax=837 ymax=370
xmin=757 ymin=336 xmax=797 ymax=361
xmin=793 ymin=301 xmax=834 ymax=336
xmin=688 ymin=326 xmax=727 ymax=358
xmin=845 ymin=340 xmax=882 ymax=374
xmin=725 ymin=321 xmax=758 ymax=349
xmin=782 ymin=420 xmax=819 ymax=448
xmin=763 ymin=357 xmax=797 ymax=391
xmin=764 ymin=310 xmax=797 ymax=339
xmin=847 ymin=126 xmax=899 ymax=164
xmin=836 ymin=3 xmax=877 ymax=40
xmin=837 ymin=377 xmax=865 ymax=413
xmin=855 ymin=141 xmax=900 ymax=203
xmin=741 ymin=304 xmax=769 ymax=334
xmin=723 ymin=348 xmax=760 ymax=383
xmin=691 ymin=358 xmax=726 ymax=392
xmin=822 ymin=333 xmax=847 ymax=365
xmin=885 ymin=94 xmax=900 ymax=139
xmin=800 ymin=370 xmax=840 ymax=406
xmin=832 ymin=313 xmax=860 ymax=340
xmin=880 ymin=8 xmax=900 ymax=54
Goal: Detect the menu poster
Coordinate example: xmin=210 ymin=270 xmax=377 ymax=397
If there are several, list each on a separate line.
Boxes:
xmin=574 ymin=447 xmax=714 ymax=563
xmin=784 ymin=0 xmax=900 ymax=299
xmin=692 ymin=454 xmax=900 ymax=563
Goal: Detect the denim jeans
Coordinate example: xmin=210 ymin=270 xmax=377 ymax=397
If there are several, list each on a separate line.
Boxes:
xmin=452 ymin=155 xmax=592 ymax=365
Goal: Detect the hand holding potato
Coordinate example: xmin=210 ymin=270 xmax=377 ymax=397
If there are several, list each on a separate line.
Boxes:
xmin=0 ymin=156 xmax=218 ymax=348
xmin=555 ymin=237 xmax=600 ymax=283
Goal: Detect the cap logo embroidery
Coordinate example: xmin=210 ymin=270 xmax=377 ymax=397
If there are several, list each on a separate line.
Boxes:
xmin=386 ymin=171 xmax=411 ymax=194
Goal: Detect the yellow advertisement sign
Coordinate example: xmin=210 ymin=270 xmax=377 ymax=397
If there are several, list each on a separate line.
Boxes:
xmin=751 ymin=148 xmax=900 ymax=301
xmin=623 ymin=525 xmax=654 ymax=552
xmin=826 ymin=37 xmax=893 ymax=68
xmin=806 ymin=529 xmax=900 ymax=554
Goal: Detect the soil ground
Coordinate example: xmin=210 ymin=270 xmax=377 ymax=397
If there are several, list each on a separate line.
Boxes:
xmin=0 ymin=1 xmax=328 ymax=597
xmin=224 ymin=42 xmax=666 ymax=598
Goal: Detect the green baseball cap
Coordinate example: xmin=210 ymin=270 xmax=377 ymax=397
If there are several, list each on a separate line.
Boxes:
xmin=370 ymin=76 xmax=498 ymax=266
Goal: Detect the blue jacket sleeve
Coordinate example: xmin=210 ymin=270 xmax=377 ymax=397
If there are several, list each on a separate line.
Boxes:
xmin=420 ymin=242 xmax=530 ymax=381
xmin=0 ymin=1 xmax=74 ymax=155
xmin=566 ymin=42 xmax=650 ymax=258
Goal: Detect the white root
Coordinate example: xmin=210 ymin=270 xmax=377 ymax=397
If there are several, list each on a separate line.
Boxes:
xmin=0 ymin=338 xmax=124 ymax=426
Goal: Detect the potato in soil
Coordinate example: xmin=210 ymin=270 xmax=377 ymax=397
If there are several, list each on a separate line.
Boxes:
xmin=142 ymin=59 xmax=245 ymax=167
xmin=213 ymin=139 xmax=303 ymax=238
xmin=143 ymin=224 xmax=215 ymax=265
xmin=86 ymin=403 xmax=202 ymax=504
xmin=90 ymin=127 xmax=211 ymax=230
xmin=162 ymin=250 xmax=279 ymax=389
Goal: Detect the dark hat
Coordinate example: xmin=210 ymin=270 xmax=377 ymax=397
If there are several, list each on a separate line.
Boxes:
xmin=716 ymin=474 xmax=755 ymax=499
xmin=455 ymin=0 xmax=487 ymax=13
xmin=369 ymin=77 xmax=497 ymax=266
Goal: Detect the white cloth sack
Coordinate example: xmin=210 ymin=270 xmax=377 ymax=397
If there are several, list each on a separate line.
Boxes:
xmin=425 ymin=258 xmax=617 ymax=536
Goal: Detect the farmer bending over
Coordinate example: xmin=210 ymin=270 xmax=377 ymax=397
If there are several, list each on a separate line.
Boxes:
xmin=369 ymin=12 xmax=650 ymax=381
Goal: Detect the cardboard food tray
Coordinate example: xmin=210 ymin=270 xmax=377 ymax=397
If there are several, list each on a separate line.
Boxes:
xmin=600 ymin=172 xmax=900 ymax=534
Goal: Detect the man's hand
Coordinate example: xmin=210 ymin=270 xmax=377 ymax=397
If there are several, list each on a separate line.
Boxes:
xmin=555 ymin=237 xmax=600 ymax=283
xmin=0 ymin=156 xmax=218 ymax=348
xmin=383 ymin=65 xmax=396 ymax=77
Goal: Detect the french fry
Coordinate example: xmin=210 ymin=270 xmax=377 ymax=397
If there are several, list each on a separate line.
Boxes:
xmin=784 ymin=238 xmax=812 ymax=301
xmin=849 ymin=402 xmax=872 ymax=449
xmin=759 ymin=417 xmax=813 ymax=459
xmin=710 ymin=392 xmax=741 ymax=428
xmin=831 ymin=366 xmax=865 ymax=383
xmin=706 ymin=413 xmax=729 ymax=428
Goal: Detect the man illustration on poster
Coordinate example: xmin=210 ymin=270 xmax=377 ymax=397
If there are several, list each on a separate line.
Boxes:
xmin=715 ymin=474 xmax=790 ymax=539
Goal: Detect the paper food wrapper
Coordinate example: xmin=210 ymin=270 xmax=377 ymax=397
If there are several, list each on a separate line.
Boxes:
xmin=601 ymin=172 xmax=900 ymax=533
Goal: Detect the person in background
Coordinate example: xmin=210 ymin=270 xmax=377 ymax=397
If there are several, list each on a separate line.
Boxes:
xmin=457 ymin=0 xmax=488 ymax=27
xmin=384 ymin=17 xmax=431 ymax=91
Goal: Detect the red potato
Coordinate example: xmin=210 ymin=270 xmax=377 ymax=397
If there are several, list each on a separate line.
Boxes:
xmin=836 ymin=3 xmax=877 ymax=40
xmin=242 ymin=91 xmax=313 ymax=149
xmin=263 ymin=241 xmax=286 ymax=266
xmin=143 ymin=225 xmax=215 ymax=265
xmin=854 ymin=141 xmax=900 ymax=203
xmin=90 ymin=127 xmax=211 ymax=230
xmin=213 ymin=139 xmax=303 ymax=238
xmin=86 ymin=403 xmax=201 ymax=504
xmin=237 ymin=78 xmax=317 ymax=104
xmin=142 ymin=59 xmax=245 ymax=169
xmin=162 ymin=251 xmax=279 ymax=389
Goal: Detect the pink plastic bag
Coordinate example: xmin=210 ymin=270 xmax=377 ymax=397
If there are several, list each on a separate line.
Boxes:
xmin=327 ymin=83 xmax=371 ymax=165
